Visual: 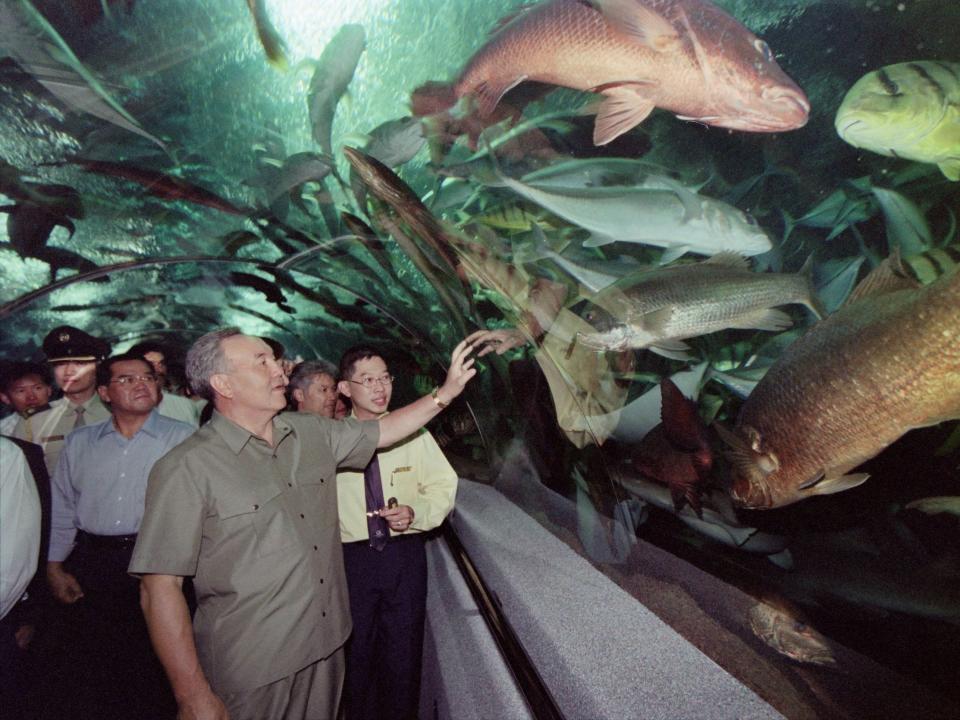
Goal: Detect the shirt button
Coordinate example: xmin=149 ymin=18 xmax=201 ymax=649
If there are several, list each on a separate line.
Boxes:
xmin=300 ymin=513 xmax=305 ymax=519
xmin=313 ymin=545 xmax=318 ymax=551
xmin=322 ymin=611 xmax=326 ymax=617
xmin=320 ymin=578 xmax=324 ymax=584
xmin=319 ymin=478 xmax=324 ymax=483
xmin=253 ymin=504 xmax=260 ymax=511
xmin=120 ymin=473 xmax=125 ymax=478
xmin=287 ymin=483 xmax=292 ymax=488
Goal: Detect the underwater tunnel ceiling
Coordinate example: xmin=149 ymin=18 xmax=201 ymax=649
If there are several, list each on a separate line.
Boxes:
xmin=1 ymin=0 xmax=956 ymax=363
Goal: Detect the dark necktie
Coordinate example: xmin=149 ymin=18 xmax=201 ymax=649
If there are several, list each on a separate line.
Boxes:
xmin=363 ymin=455 xmax=389 ymax=551
xmin=72 ymin=405 xmax=86 ymax=429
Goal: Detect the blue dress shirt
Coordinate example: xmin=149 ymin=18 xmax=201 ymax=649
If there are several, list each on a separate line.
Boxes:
xmin=49 ymin=409 xmax=195 ymax=562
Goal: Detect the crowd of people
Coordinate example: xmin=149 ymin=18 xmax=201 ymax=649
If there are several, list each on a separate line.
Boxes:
xmin=0 ymin=323 xmax=476 ymax=720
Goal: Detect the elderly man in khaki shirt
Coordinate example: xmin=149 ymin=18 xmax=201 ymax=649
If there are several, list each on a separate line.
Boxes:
xmin=129 ymin=328 xmax=476 ymax=720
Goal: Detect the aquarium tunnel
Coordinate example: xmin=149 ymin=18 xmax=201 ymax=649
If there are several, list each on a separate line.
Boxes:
xmin=1 ymin=0 xmax=958 ymax=718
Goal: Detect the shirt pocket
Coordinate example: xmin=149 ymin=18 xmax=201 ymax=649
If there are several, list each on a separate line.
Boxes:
xmin=218 ymin=484 xmax=298 ymax=559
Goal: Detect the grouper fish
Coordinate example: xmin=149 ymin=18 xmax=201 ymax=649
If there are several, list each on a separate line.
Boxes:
xmin=717 ymin=264 xmax=960 ymax=510
xmin=574 ymin=253 xmax=823 ymax=358
xmin=835 ymin=61 xmax=960 ymax=181
xmin=412 ymin=0 xmax=809 ymax=145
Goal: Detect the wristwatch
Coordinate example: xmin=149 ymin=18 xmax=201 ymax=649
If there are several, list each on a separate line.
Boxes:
xmin=431 ymin=386 xmax=449 ymax=409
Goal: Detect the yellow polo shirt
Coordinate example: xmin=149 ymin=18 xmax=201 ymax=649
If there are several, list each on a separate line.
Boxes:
xmin=337 ymin=414 xmax=457 ymax=543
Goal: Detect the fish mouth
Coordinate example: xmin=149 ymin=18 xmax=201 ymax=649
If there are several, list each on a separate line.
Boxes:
xmin=836 ymin=117 xmax=862 ymax=138
xmin=725 ymin=86 xmax=811 ymax=132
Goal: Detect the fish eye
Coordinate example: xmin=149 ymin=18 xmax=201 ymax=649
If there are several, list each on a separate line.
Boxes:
xmin=753 ymin=39 xmax=774 ymax=62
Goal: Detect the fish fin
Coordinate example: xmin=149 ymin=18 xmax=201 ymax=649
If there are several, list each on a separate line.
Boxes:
xmin=490 ymin=4 xmax=537 ymax=34
xmin=659 ymin=245 xmax=690 ymax=264
xmin=660 ymin=378 xmax=704 ymax=452
xmin=641 ymin=306 xmax=674 ymax=334
xmin=713 ymin=422 xmax=756 ymax=465
xmin=803 ymin=472 xmax=870 ymax=496
xmin=845 ymin=249 xmax=920 ymax=305
xmin=906 ymin=496 xmax=960 ymax=517
xmin=726 ymin=308 xmax=793 ymax=332
xmin=592 ymin=85 xmax=656 ymax=146
xmin=649 ymin=339 xmax=691 ymax=361
xmin=590 ymin=0 xmax=681 ymax=52
xmin=583 ymin=233 xmax=615 ymax=248
xmin=938 ymin=159 xmax=960 ymax=182
xmin=798 ymin=253 xmax=827 ymax=318
xmin=705 ymin=251 xmax=750 ymax=269
xmin=473 ymin=76 xmax=527 ymax=118
xmin=766 ymin=549 xmax=794 ymax=570
xmin=410 ymin=81 xmax=458 ymax=116
xmin=671 ymin=184 xmax=703 ymax=222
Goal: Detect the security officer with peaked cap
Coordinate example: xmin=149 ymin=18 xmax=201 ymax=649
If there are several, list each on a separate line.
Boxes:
xmin=13 ymin=326 xmax=112 ymax=476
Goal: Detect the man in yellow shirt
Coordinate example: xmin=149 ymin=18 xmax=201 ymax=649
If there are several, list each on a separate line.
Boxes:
xmin=336 ymin=346 xmax=458 ymax=720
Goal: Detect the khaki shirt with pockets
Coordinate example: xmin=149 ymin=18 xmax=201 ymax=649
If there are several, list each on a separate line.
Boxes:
xmin=129 ymin=410 xmax=378 ymax=694
xmin=13 ymin=395 xmax=110 ymax=476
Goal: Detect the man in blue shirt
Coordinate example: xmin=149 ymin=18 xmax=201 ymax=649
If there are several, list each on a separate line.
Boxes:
xmin=47 ymin=352 xmax=194 ymax=720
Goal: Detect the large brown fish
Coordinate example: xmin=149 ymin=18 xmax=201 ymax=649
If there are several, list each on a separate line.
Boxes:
xmin=717 ymin=265 xmax=960 ymax=509
xmin=412 ymin=0 xmax=809 ymax=145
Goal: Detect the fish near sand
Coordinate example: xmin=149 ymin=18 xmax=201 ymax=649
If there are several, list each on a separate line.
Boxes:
xmin=717 ymin=264 xmax=960 ymax=509
xmin=412 ymin=0 xmax=809 ymax=146
xmin=308 ymin=24 xmax=366 ymax=155
xmin=748 ymin=599 xmax=837 ymax=667
xmin=574 ymin=253 xmax=823 ymax=358
xmin=835 ymin=61 xmax=960 ymax=181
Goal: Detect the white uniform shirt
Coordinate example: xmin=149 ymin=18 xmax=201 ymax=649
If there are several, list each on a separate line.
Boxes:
xmin=0 ymin=437 xmax=41 ymax=619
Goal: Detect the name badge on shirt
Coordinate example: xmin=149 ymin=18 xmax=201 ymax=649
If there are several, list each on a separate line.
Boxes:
xmin=393 ymin=466 xmax=412 ymax=473
xmin=41 ymin=434 xmax=64 ymax=442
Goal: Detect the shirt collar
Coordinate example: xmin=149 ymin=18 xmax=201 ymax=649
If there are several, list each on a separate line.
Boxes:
xmin=68 ymin=394 xmax=102 ymax=411
xmin=96 ymin=408 xmax=162 ymax=440
xmin=211 ymin=410 xmax=294 ymax=455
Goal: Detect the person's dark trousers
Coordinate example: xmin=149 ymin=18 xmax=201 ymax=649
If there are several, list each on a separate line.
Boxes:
xmin=0 ymin=611 xmax=31 ymax=720
xmin=56 ymin=531 xmax=176 ymax=720
xmin=343 ymin=535 xmax=428 ymax=720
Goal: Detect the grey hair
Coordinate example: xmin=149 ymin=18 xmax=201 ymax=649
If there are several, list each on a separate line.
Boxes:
xmin=288 ymin=360 xmax=338 ymax=395
xmin=186 ymin=327 xmax=242 ymax=400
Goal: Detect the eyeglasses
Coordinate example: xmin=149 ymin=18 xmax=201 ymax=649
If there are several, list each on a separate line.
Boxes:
xmin=109 ymin=374 xmax=158 ymax=386
xmin=348 ymin=374 xmax=394 ymax=389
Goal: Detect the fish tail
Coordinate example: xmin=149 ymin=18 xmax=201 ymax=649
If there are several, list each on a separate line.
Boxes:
xmin=798 ymin=253 xmax=826 ymax=318
xmin=411 ymin=82 xmax=458 ymax=116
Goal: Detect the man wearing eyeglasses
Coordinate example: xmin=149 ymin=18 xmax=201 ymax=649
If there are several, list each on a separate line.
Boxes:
xmin=46 ymin=352 xmax=194 ymax=720
xmin=336 ymin=346 xmax=458 ymax=720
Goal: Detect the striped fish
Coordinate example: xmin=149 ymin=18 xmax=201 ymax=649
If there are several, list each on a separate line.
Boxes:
xmin=835 ymin=61 xmax=960 ymax=180
xmin=902 ymin=245 xmax=960 ymax=284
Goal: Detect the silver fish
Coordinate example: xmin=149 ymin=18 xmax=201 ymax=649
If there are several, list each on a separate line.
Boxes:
xmin=497 ymin=172 xmax=772 ymax=260
xmin=576 ymin=254 xmax=824 ymax=358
